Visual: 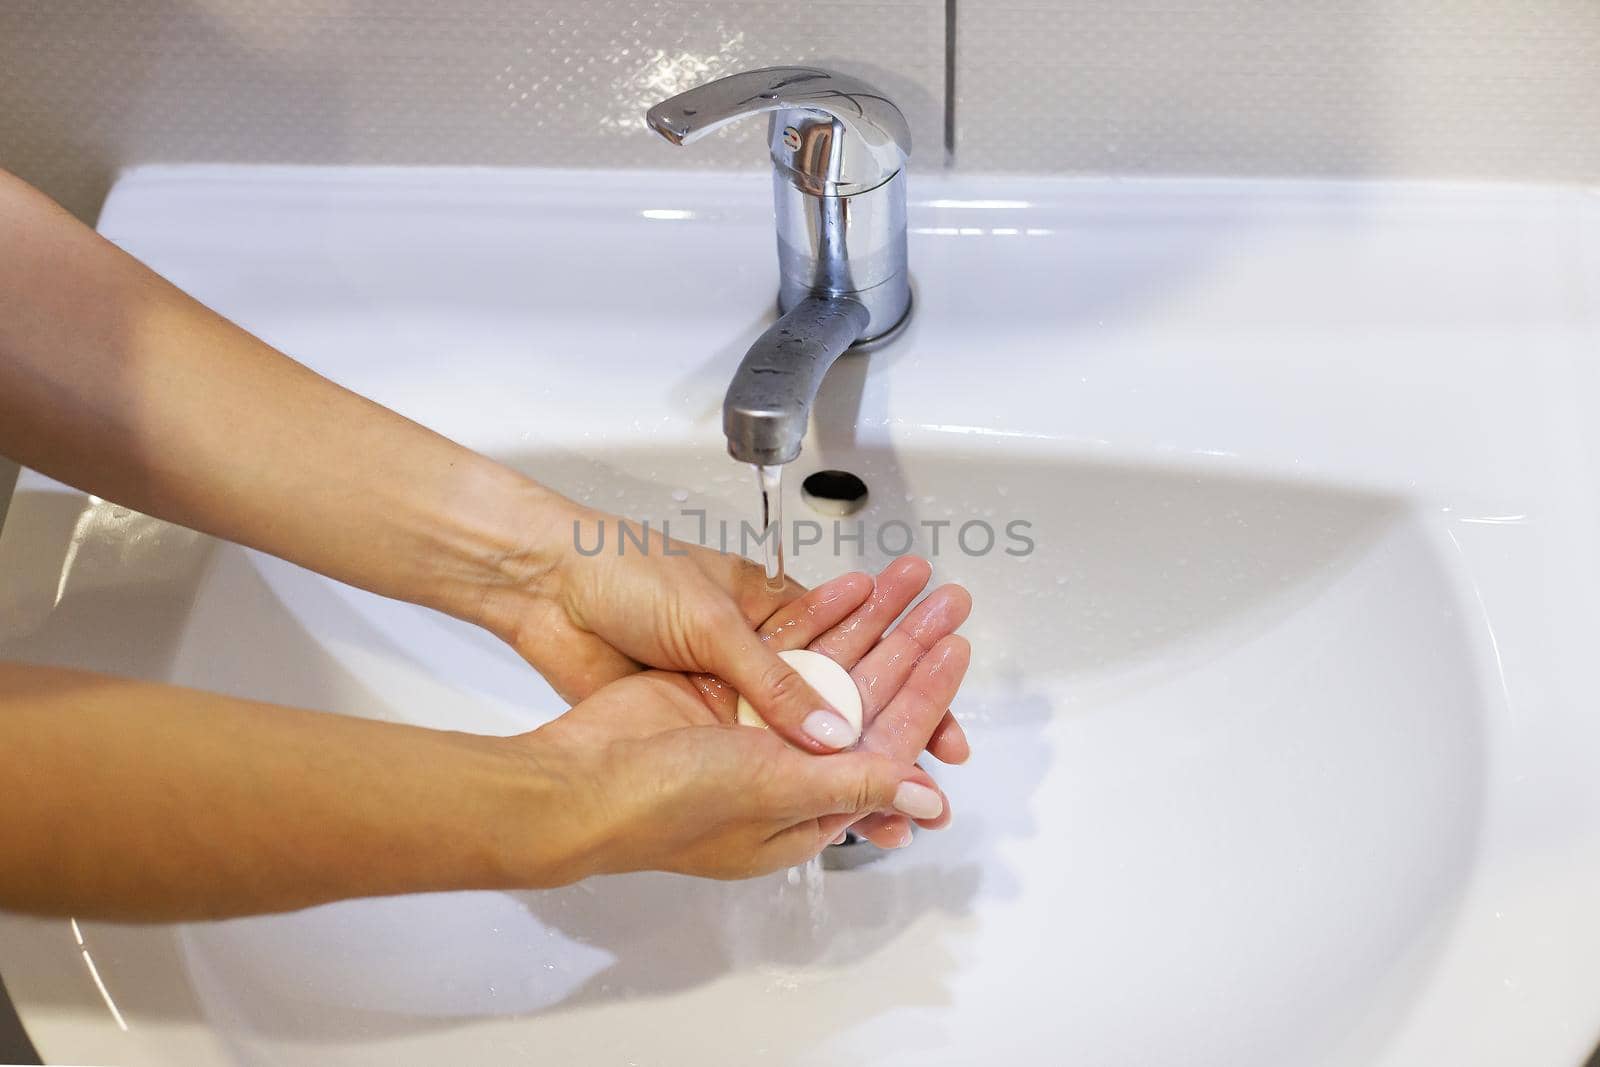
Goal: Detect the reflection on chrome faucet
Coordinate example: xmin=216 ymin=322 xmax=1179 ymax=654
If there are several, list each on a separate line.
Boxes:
xmin=645 ymin=66 xmax=913 ymax=468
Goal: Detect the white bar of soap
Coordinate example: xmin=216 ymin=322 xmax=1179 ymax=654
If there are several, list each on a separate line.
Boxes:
xmin=736 ymin=648 xmax=863 ymax=733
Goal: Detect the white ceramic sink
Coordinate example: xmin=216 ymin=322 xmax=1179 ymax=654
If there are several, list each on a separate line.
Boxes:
xmin=3 ymin=167 xmax=1600 ymax=1065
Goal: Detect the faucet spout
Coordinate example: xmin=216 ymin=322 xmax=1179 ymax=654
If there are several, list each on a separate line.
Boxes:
xmin=649 ymin=67 xmax=911 ymax=467
xmin=723 ymin=296 xmax=871 ymax=466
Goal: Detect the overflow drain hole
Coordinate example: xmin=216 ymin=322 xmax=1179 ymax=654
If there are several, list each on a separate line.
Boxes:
xmin=800 ymin=470 xmax=869 ymax=517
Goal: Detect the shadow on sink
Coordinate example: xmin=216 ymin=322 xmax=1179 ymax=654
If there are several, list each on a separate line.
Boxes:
xmin=501 ymin=691 xmax=1052 ymax=1016
xmin=158 ymin=683 xmax=1053 ymax=1053
xmin=493 ymin=435 xmax=1410 ymax=702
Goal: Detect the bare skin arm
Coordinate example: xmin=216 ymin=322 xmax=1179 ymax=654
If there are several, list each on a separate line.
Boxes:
xmin=0 ymin=570 xmax=961 ymax=921
xmin=0 ymin=172 xmax=977 ymax=918
xmin=0 ymin=168 xmax=964 ymax=753
xmin=0 ymin=171 xmax=533 ymax=634
xmin=0 ymin=662 xmax=561 ymax=921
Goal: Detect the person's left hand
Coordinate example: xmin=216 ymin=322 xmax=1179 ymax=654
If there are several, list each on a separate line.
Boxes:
xmin=545 ymin=554 xmax=973 ymax=847
xmin=474 ymin=497 xmax=876 ymax=756
xmin=528 ymin=559 xmax=970 ymax=873
xmin=694 ymin=556 xmax=973 ymax=849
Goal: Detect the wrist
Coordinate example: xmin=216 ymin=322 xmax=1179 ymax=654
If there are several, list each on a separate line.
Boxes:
xmin=420 ymin=456 xmax=579 ymax=635
xmin=482 ymin=727 xmax=611 ymax=889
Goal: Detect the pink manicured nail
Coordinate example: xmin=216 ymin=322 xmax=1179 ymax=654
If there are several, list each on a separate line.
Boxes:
xmin=830 ymin=831 xmax=848 ymax=845
xmin=802 ymin=709 xmax=858 ymax=748
xmin=892 ymin=782 xmax=943 ymax=821
xmin=890 ymin=825 xmax=914 ymax=848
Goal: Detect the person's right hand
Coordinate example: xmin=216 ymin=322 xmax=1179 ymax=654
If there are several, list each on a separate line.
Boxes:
xmin=473 ymin=494 xmax=872 ymax=756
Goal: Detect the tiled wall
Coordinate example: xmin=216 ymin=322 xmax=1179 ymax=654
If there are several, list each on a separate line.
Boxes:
xmin=0 ymin=1 xmax=1598 ymax=224
xmin=955 ymin=0 xmax=1600 ymax=180
xmin=0 ymin=0 xmax=947 ymax=222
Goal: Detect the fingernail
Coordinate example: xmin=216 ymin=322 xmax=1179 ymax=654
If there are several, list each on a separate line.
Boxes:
xmin=830 ymin=831 xmax=847 ymax=845
xmin=802 ymin=709 xmax=858 ymax=749
xmin=890 ymin=825 xmax=913 ymax=848
xmin=892 ymin=782 xmax=943 ymax=820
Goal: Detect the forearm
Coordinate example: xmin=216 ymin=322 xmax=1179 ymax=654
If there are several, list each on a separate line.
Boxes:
xmin=0 ymin=170 xmax=564 ymax=624
xmin=0 ymin=662 xmax=583 ymax=920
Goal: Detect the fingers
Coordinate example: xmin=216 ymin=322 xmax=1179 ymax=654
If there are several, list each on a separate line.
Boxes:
xmin=733 ymin=745 xmax=945 ymax=873
xmin=694 ymin=561 xmax=974 ymax=866
xmin=775 ymin=748 xmax=944 ymax=823
xmin=788 ymin=762 xmax=948 ymax=855
xmin=852 ymin=813 xmax=913 ymax=849
xmin=698 ymin=613 xmax=860 ymax=752
xmin=851 ymin=583 xmax=972 ymax=725
xmin=761 ymin=819 xmax=836 ymax=870
xmin=847 ymin=635 xmax=967 ymax=844
xmin=691 ymin=557 xmax=969 ymax=771
xmin=692 ymin=544 xmax=808 ymax=627
xmin=859 ymin=635 xmax=971 ymax=768
xmin=853 ymin=752 xmax=952 ymax=842
xmin=757 ymin=571 xmax=874 ymax=645
xmin=810 ymin=556 xmax=933 ymax=669
xmin=760 ymin=810 xmax=856 ymax=867
xmin=926 ymin=711 xmax=970 ymax=765
xmin=691 ymin=571 xmax=873 ymax=720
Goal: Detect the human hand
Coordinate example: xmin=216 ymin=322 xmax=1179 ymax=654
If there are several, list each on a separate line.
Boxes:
xmin=519 ymin=671 xmax=942 ymax=881
xmin=474 ymin=495 xmax=880 ymax=755
xmin=697 ymin=556 xmax=973 ymax=849
xmin=515 ymin=559 xmax=970 ymax=878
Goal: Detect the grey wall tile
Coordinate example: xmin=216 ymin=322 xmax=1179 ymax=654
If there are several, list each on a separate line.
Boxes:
xmin=954 ymin=0 xmax=1600 ymax=181
xmin=10 ymin=2 xmax=1597 ymax=226
xmin=0 ymin=0 xmax=946 ymax=222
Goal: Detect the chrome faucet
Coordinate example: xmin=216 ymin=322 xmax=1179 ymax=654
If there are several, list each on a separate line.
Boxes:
xmin=647 ymin=66 xmax=912 ymax=466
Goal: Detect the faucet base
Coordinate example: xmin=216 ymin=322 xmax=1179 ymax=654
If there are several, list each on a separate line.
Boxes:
xmin=773 ymin=165 xmax=911 ymax=338
xmin=771 ymin=286 xmax=912 ymax=355
xmin=846 ymin=287 xmax=913 ymax=352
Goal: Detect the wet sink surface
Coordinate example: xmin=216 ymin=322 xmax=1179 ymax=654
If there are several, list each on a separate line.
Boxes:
xmin=2 ymin=167 xmax=1599 ymax=1065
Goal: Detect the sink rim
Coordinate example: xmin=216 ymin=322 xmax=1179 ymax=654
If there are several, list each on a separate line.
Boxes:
xmin=2 ymin=163 xmax=1599 ymax=1065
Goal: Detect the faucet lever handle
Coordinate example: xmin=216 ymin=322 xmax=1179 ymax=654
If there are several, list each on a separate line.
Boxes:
xmin=646 ymin=66 xmax=911 ymax=196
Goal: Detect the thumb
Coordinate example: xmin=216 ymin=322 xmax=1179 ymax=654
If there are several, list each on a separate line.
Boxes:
xmin=702 ymin=612 xmax=860 ymax=753
xmin=780 ymin=750 xmax=946 ymax=822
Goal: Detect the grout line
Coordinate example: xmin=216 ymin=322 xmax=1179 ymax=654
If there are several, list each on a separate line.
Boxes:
xmin=943 ymin=0 xmax=957 ymax=164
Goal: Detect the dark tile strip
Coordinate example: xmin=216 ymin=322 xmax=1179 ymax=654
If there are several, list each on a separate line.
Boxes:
xmin=943 ymin=0 xmax=957 ymax=163
xmin=0 ymin=972 xmax=40 ymax=1065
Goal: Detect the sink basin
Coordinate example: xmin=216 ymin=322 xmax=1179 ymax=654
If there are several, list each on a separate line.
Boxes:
xmin=2 ymin=166 xmax=1599 ymax=1065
